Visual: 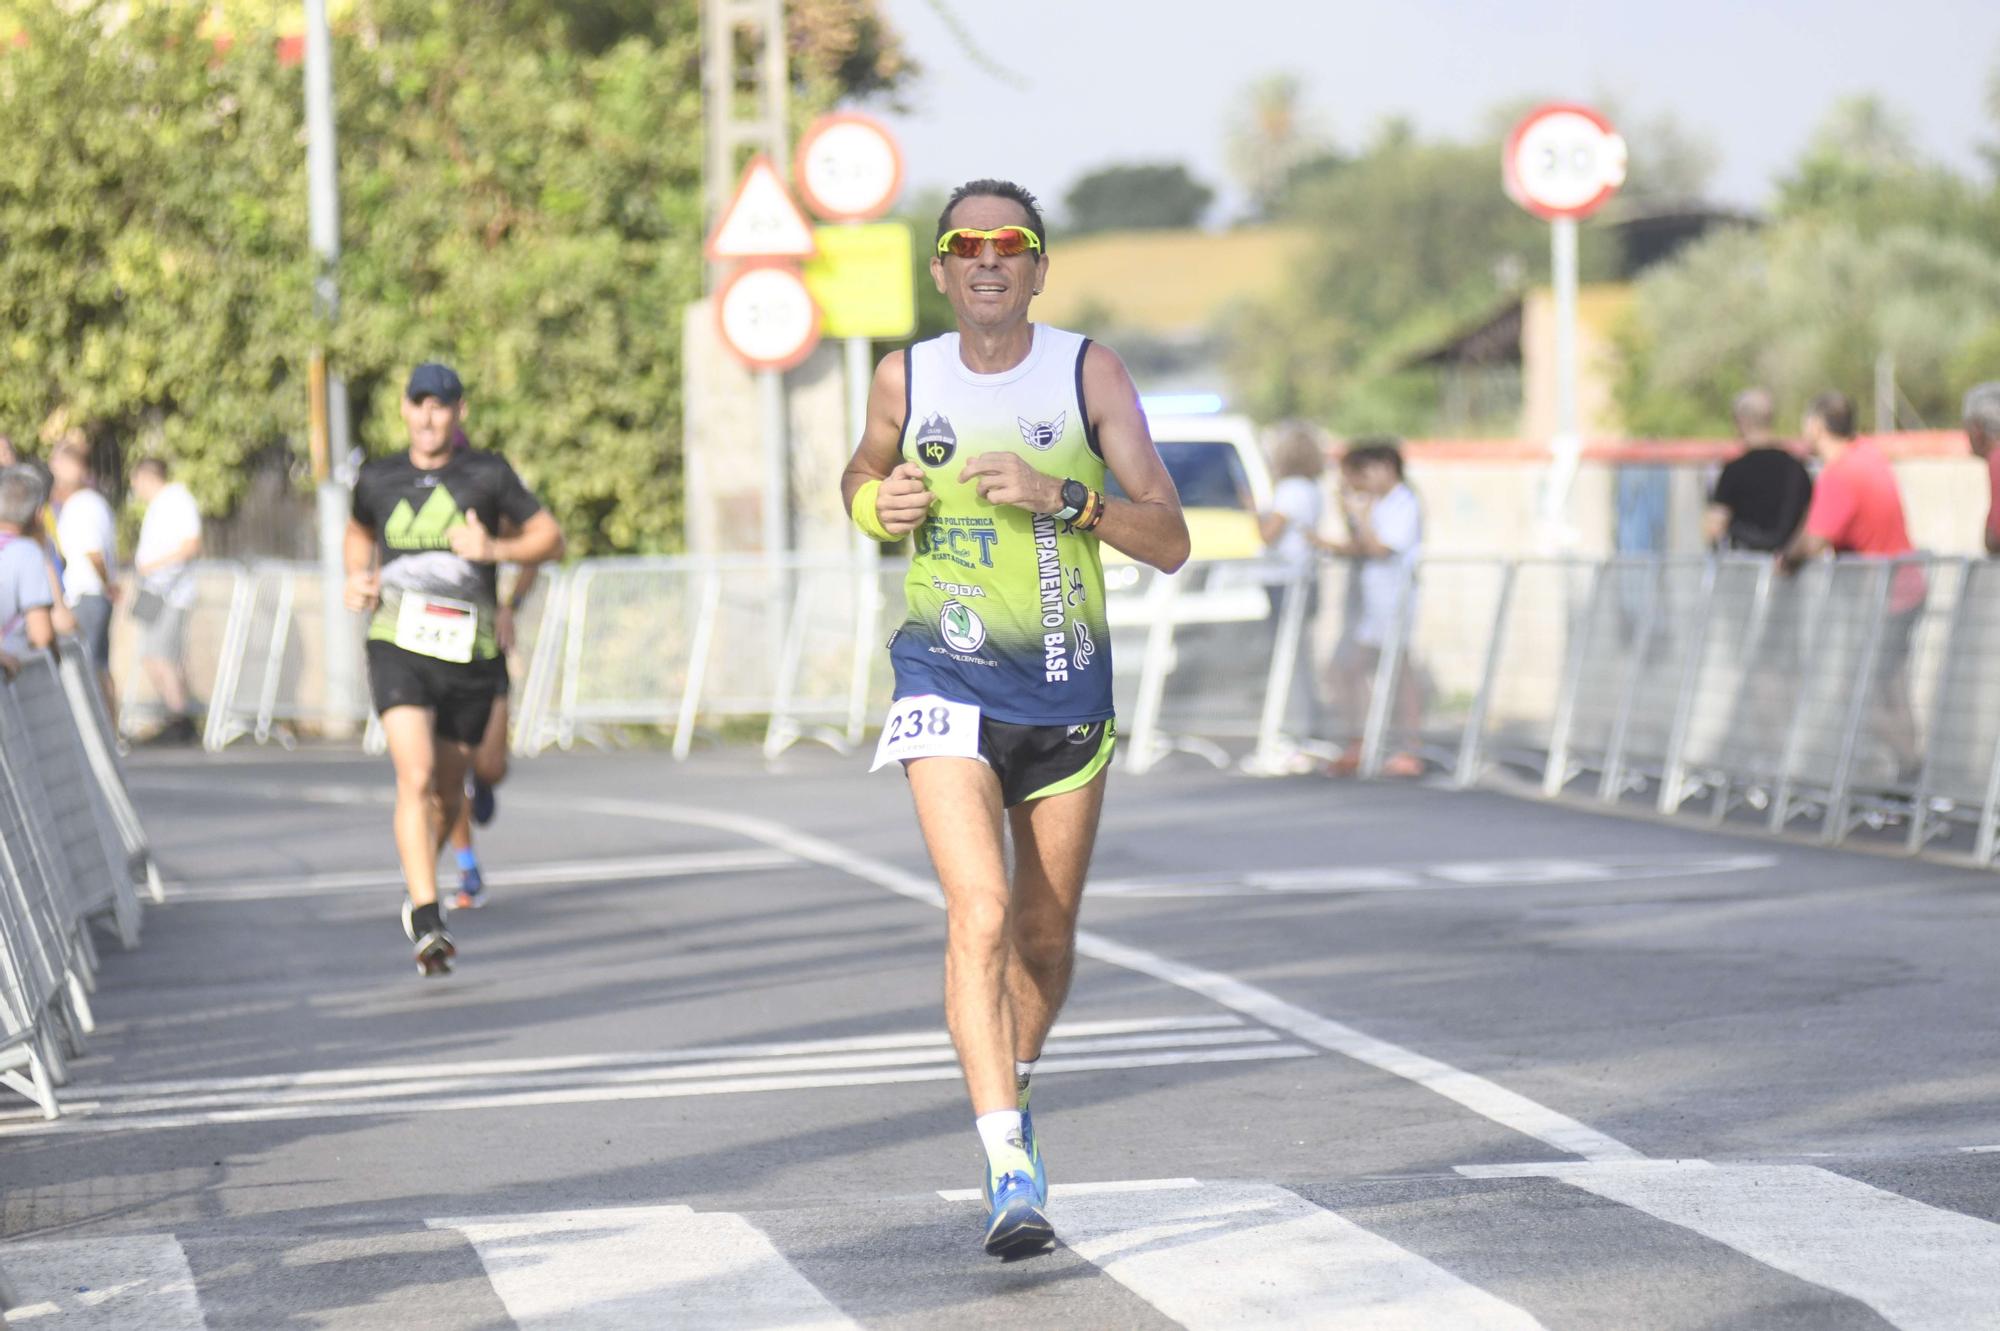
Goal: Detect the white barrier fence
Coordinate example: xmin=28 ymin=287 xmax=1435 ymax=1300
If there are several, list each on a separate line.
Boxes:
xmin=155 ymin=551 xmax=2000 ymax=866
xmin=0 ymin=643 xmax=163 ymax=1122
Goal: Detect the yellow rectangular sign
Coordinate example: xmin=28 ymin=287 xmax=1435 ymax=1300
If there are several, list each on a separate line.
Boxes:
xmin=803 ymin=222 xmax=917 ymax=340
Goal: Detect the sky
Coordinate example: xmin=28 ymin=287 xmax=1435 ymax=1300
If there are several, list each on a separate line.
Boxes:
xmin=870 ymin=0 xmax=2000 ymax=223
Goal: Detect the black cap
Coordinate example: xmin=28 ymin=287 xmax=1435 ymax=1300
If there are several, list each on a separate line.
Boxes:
xmin=405 ymin=362 xmax=464 ymax=404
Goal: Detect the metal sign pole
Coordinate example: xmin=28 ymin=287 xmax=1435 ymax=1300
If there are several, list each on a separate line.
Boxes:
xmin=1542 ymin=216 xmax=1582 ymax=546
xmin=760 ymin=367 xmax=790 ymax=557
xmin=305 ymin=0 xmax=357 ymax=735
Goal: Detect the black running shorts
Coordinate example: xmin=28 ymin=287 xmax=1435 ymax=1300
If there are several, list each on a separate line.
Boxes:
xmin=978 ymin=716 xmax=1116 ymax=808
xmin=366 ymin=640 xmax=507 ymax=746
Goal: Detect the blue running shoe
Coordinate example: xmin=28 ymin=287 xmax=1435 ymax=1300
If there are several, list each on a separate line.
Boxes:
xmin=1019 ymin=1105 xmax=1048 ymax=1205
xmin=454 ymin=864 xmax=487 ymax=911
xmin=470 ymin=776 xmax=496 ymax=826
xmin=982 ymin=1169 xmax=1053 ymax=1258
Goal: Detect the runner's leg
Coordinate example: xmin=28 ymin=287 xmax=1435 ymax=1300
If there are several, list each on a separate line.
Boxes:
xmin=382 ymin=705 xmax=447 ymax=909
xmin=431 ymin=737 xmax=472 ymax=860
xmin=907 ymin=755 xmax=1016 ymax=1114
xmin=474 ymin=692 xmax=510 ymax=787
xmin=1005 ymin=770 xmax=1107 ymax=1063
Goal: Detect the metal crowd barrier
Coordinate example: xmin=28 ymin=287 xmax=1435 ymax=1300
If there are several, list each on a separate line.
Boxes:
xmin=0 ymin=643 xmax=160 ymax=1120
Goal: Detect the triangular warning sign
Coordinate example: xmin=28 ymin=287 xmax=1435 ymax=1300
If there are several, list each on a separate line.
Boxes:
xmin=706 ymin=156 xmax=818 ymax=261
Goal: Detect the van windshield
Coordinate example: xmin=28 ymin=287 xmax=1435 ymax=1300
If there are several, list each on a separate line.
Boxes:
xmin=1105 ymin=441 xmax=1252 ymax=510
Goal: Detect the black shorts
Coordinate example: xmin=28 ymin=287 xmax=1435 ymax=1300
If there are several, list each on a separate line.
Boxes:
xmin=978 ymin=716 xmax=1116 ymax=807
xmin=366 ymin=640 xmax=507 ymax=746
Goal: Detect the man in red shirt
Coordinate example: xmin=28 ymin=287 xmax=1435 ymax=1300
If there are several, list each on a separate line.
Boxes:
xmin=1785 ymin=391 xmax=1923 ymax=781
xmin=1963 ymin=383 xmax=2000 ymax=555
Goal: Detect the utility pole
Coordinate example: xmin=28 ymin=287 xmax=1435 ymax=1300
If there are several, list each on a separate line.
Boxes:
xmin=702 ymin=0 xmax=792 ymax=559
xmin=304 ymin=0 xmax=357 ymax=734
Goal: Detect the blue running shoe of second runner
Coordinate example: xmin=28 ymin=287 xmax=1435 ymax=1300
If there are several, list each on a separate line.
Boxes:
xmin=981 ymin=1151 xmax=1054 ymax=1258
xmin=454 ymin=863 xmax=486 ymax=911
xmin=470 ymin=776 xmax=496 ymax=826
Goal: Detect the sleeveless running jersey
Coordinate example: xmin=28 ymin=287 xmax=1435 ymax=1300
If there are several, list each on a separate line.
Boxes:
xmin=890 ymin=325 xmax=1113 ymax=726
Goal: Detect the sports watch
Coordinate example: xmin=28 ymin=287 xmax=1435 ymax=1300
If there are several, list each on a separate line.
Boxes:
xmin=1054 ymin=478 xmax=1090 ymax=523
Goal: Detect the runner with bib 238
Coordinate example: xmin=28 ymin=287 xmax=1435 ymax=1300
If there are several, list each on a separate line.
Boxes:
xmin=839 ymin=180 xmax=1189 ymax=1258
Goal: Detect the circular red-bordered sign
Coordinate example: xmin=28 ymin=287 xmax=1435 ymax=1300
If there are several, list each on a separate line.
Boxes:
xmin=715 ymin=261 xmax=822 ymax=371
xmin=795 ymin=113 xmax=905 ymax=223
xmin=1504 ymin=103 xmax=1627 ymax=221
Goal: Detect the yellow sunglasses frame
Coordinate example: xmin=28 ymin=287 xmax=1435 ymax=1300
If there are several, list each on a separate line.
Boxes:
xmin=935 ymin=226 xmax=1044 ymax=258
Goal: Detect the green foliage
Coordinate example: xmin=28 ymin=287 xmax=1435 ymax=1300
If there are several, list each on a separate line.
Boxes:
xmin=0 ymin=4 xmax=309 ymax=511
xmin=1225 ymin=126 xmax=1580 ymax=432
xmin=1062 ymin=163 xmax=1214 ymax=234
xmin=1615 ymin=223 xmax=2000 ymax=435
xmin=0 ymin=0 xmax=910 ymax=554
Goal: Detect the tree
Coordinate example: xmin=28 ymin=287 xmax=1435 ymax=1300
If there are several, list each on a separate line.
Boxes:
xmin=1226 ymin=73 xmax=1327 ymax=221
xmin=1062 ymin=163 xmax=1214 ymax=235
xmin=0 ymin=0 xmax=912 ymax=554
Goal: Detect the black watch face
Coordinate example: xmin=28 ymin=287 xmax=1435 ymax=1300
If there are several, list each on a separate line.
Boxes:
xmin=1063 ymin=479 xmax=1089 ymax=512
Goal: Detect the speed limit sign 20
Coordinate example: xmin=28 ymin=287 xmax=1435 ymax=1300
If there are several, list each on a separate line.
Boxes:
xmin=716 ymin=262 xmax=822 ymax=371
xmin=1504 ymin=104 xmax=1628 ymax=221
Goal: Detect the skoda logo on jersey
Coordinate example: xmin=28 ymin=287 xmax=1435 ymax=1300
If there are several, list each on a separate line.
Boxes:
xmin=938 ymin=599 xmax=986 ymax=653
xmin=915 ymin=413 xmax=957 ymax=468
xmin=1017 ymin=413 xmax=1066 ymax=451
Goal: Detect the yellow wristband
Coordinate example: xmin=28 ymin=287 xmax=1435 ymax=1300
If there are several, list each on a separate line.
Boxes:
xmin=851 ymin=479 xmax=896 ymax=542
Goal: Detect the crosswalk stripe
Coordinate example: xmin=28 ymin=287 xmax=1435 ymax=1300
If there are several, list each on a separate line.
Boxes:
xmin=430 ymin=1205 xmax=856 ymax=1330
xmin=1 ymin=1235 xmax=206 ymax=1329
xmin=0 ymin=1044 xmax=1315 ymax=1137
xmin=1043 ymin=1179 xmax=1548 ymax=1330
xmin=1459 ymin=1160 xmax=2000 ymax=1330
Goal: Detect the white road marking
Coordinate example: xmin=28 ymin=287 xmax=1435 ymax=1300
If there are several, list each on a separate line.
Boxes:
xmin=936 ymin=1176 xmax=1200 ymax=1201
xmin=0 ymin=1045 xmax=1314 ymax=1137
xmin=166 ymin=849 xmax=797 ymax=902
xmin=1047 ymin=1179 xmax=1546 ymax=1330
xmin=556 ymin=797 xmax=1646 ymax=1165
xmin=76 ymin=1014 xmax=1249 ymax=1100
xmin=1 ymin=1235 xmax=206 ymax=1329
xmin=432 ymin=1205 xmax=855 ymax=1330
xmin=1458 ymin=1160 xmax=2000 ymax=1329
xmin=1091 ymin=852 xmax=1780 ymax=897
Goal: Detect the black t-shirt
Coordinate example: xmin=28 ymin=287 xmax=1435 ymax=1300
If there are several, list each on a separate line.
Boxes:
xmin=1712 ymin=445 xmax=1813 ymax=552
xmin=350 ymin=448 xmax=543 ymax=654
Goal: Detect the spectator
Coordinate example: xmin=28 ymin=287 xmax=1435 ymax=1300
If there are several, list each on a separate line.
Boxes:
xmin=50 ymin=438 xmax=120 ymax=713
xmin=1705 ymin=387 xmax=1813 ymax=552
xmin=1255 ymin=421 xmax=1328 ymax=755
xmin=0 ymin=465 xmax=57 ymax=680
xmin=1786 ymin=390 xmax=1923 ymax=782
xmin=1325 ymin=439 xmax=1423 ymax=778
xmin=1964 ymin=381 xmax=2000 ymax=555
xmin=129 ymin=458 xmax=203 ymax=743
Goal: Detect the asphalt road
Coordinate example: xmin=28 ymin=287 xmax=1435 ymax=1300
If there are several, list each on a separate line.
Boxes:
xmin=5 ymin=743 xmax=2000 ymax=1329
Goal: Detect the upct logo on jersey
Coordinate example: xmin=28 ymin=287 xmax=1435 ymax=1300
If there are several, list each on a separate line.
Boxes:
xmin=382 ymin=487 xmax=464 ymax=550
xmin=914 ymin=413 xmax=957 ymax=467
xmin=1017 ymin=413 xmax=1066 ymax=452
xmin=938 ymin=599 xmax=986 ymax=653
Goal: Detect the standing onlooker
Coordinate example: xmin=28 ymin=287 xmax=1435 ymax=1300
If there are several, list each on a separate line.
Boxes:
xmin=1256 ymin=421 xmax=1328 ymax=754
xmin=129 ymin=458 xmax=203 ymax=742
xmin=1786 ymin=391 xmax=1923 ymax=781
xmin=1705 ymin=387 xmax=1814 ymax=552
xmin=0 ymin=465 xmax=57 ymax=679
xmin=1326 ymin=439 xmax=1424 ymax=778
xmin=50 ymin=439 xmax=119 ymax=712
xmin=1963 ymin=381 xmax=2000 ymax=555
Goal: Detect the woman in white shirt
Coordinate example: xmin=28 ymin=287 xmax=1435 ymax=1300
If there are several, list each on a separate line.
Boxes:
xmin=1257 ymin=422 xmax=1330 ymax=751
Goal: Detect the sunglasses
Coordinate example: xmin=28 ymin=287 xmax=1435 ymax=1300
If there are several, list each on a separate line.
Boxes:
xmin=936 ymin=226 xmax=1043 ymax=260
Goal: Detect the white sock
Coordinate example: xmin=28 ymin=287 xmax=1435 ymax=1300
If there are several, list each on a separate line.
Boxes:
xmin=1015 ymin=1059 xmax=1038 ymax=1109
xmin=975 ymin=1109 xmax=1025 ymax=1162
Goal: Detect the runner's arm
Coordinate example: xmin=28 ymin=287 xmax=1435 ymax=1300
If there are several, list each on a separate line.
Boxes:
xmin=1082 ymin=344 xmax=1189 ymax=573
xmin=488 ymin=509 xmax=562 ymax=565
xmin=839 ymin=351 xmax=931 ymax=536
xmin=343 ymin=518 xmax=381 ymax=612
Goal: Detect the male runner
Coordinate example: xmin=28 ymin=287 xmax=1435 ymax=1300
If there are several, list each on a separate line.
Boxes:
xmin=345 ymin=363 xmax=563 ymax=975
xmin=839 ymin=180 xmax=1189 ymax=1257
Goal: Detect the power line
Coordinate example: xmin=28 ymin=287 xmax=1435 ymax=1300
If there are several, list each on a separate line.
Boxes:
xmin=918 ymin=0 xmax=1031 ymax=91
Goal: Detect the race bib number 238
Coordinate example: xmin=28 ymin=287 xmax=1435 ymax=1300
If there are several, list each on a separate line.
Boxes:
xmin=870 ymin=694 xmax=981 ymax=771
